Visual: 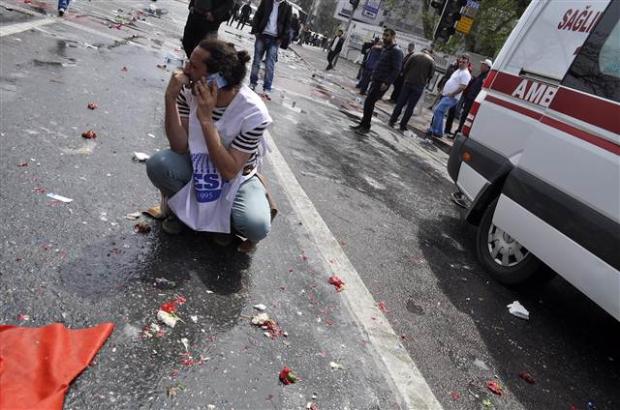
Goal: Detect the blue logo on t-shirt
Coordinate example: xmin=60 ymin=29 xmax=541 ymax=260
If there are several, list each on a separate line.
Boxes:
xmin=191 ymin=153 xmax=223 ymax=203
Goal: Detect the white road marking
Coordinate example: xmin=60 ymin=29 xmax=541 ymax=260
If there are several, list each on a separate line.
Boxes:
xmin=265 ymin=130 xmax=443 ymax=409
xmin=0 ymin=17 xmax=56 ymax=37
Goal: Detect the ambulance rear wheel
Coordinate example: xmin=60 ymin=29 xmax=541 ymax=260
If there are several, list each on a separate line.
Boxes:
xmin=476 ymin=198 xmax=543 ymax=285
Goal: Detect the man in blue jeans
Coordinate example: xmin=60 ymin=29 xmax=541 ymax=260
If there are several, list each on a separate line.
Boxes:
xmin=389 ymin=48 xmax=435 ymax=132
xmin=249 ymin=0 xmax=292 ymax=98
xmin=427 ymin=55 xmax=471 ymax=138
xmin=57 ymin=0 xmax=70 ymax=16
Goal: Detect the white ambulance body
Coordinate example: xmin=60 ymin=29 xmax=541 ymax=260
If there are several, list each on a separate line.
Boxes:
xmin=448 ymin=0 xmax=619 ymax=320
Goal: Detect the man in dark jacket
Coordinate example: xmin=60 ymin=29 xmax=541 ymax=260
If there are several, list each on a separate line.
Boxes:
xmin=249 ymin=0 xmax=292 ymax=97
xmin=227 ymin=1 xmax=241 ymax=25
xmin=356 ymin=38 xmax=382 ymax=94
xmin=236 ymin=2 xmax=252 ymax=30
xmin=389 ymin=42 xmax=415 ymax=103
xmin=182 ymin=0 xmax=233 ymax=57
xmin=350 ymin=29 xmax=403 ymax=133
xmin=455 ymin=58 xmax=492 ymax=134
xmin=389 ymin=49 xmax=435 ymax=131
xmin=326 ymin=29 xmax=345 ymax=70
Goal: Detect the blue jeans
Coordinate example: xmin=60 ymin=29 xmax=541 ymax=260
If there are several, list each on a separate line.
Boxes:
xmin=58 ymin=0 xmax=71 ymax=10
xmin=430 ymin=96 xmax=458 ymax=137
xmin=146 ymin=149 xmax=271 ymax=242
xmin=390 ymin=84 xmax=425 ymax=128
xmin=250 ymin=34 xmax=279 ymax=92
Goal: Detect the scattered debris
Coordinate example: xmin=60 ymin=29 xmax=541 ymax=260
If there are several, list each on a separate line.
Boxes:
xmin=143 ymin=323 xmax=165 ymax=338
xmin=180 ymin=337 xmax=189 ymax=352
xmin=377 ymin=301 xmax=389 ymax=313
xmin=251 ymin=313 xmax=270 ymax=326
xmin=250 ymin=313 xmax=283 ymax=338
xmin=279 ymin=367 xmax=299 ymax=385
xmin=156 ymin=64 xmax=167 ymax=69
xmin=157 ymin=310 xmax=178 ymax=328
xmin=507 ymin=301 xmax=530 ymax=320
xmin=328 ymin=275 xmax=345 ymax=292
xmin=17 ymin=314 xmax=30 ymax=321
xmin=518 ymin=371 xmax=536 ymax=384
xmin=147 ymin=133 xmax=157 ymax=139
xmin=126 ymin=212 xmax=142 ymax=220
xmin=87 ymin=102 xmax=97 ymax=110
xmin=160 ymin=295 xmax=187 ymax=314
xmin=486 ymin=380 xmax=503 ymax=396
xmin=134 ymin=222 xmax=151 ymax=234
xmin=154 ymin=277 xmax=176 ymax=289
xmin=329 ymin=361 xmax=343 ymax=370
xmin=473 ymin=358 xmax=491 ymax=371
xmin=306 ymin=402 xmax=319 ymax=410
xmin=167 ymin=384 xmax=185 ymax=398
xmin=482 ymin=398 xmax=494 ymax=409
xmin=133 ymin=152 xmax=150 ymax=162
xmin=46 ymin=193 xmax=73 ymax=203
xmin=450 ymin=391 xmax=461 ymax=400
xmin=17 ymin=161 xmax=28 ymax=167
xmin=143 ymin=204 xmax=165 ymax=219
xmin=81 ymin=130 xmax=96 ymax=139
xmin=190 ymin=315 xmax=198 ymax=323
xmin=253 ymin=303 xmax=267 ymax=311
xmin=121 ymin=66 xmax=128 ymax=72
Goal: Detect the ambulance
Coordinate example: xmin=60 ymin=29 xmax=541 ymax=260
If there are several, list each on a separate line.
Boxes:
xmin=448 ymin=0 xmax=619 ymax=320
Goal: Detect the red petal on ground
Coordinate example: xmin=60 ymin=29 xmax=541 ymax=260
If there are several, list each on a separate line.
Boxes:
xmin=81 ymin=130 xmax=96 ymax=139
xmin=87 ymin=102 xmax=97 ymax=110
xmin=175 ymin=295 xmax=187 ymax=305
xmin=328 ymin=275 xmax=345 ymax=292
xmin=160 ymin=301 xmax=177 ymax=313
xmin=17 ymin=161 xmax=28 ymax=167
xmin=486 ymin=380 xmax=503 ymax=395
xmin=518 ymin=371 xmax=536 ymax=384
xmin=377 ymin=301 xmax=389 ymax=313
xmin=450 ymin=391 xmax=461 ymax=400
xmin=279 ymin=367 xmax=292 ymax=384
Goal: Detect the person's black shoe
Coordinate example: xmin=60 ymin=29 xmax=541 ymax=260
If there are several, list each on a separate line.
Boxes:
xmin=350 ymin=124 xmax=370 ymax=133
xmin=388 ymin=120 xmax=396 ymax=127
xmin=399 ymin=126 xmax=408 ymax=132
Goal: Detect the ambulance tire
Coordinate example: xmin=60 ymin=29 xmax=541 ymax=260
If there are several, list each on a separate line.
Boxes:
xmin=476 ymin=197 xmax=545 ymax=286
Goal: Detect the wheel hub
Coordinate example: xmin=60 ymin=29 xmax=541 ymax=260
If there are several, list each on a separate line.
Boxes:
xmin=487 ymin=224 xmax=530 ymax=267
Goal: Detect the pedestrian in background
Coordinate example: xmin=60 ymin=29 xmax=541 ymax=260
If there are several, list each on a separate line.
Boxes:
xmin=356 ymin=38 xmax=381 ymax=94
xmin=326 ymin=29 xmax=345 ymax=70
xmin=427 ymin=55 xmax=471 ymax=139
xmin=389 ymin=42 xmax=415 ymax=103
xmin=290 ymin=14 xmax=300 ymax=43
xmin=227 ymin=1 xmax=241 ymax=25
xmin=429 ymin=58 xmax=458 ymax=110
xmin=57 ymin=0 xmax=71 ymax=16
xmin=389 ymin=48 xmax=435 ymax=132
xmin=454 ymin=58 xmax=492 ymax=135
xmin=357 ymin=37 xmax=375 ymax=80
xmin=182 ymin=0 xmax=234 ymax=58
xmin=249 ymin=0 xmax=292 ymax=98
xmin=350 ymin=29 xmax=403 ymax=134
xmin=237 ymin=2 xmax=252 ymax=30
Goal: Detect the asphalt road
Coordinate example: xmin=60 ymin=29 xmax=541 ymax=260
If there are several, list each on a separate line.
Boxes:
xmin=0 ymin=1 xmax=619 ymax=409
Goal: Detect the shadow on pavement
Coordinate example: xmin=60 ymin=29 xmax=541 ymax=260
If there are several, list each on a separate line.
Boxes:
xmin=416 ymin=214 xmax=620 ymax=409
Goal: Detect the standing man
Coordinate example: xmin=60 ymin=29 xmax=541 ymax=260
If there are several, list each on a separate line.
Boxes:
xmin=249 ymin=0 xmax=293 ymax=98
xmin=227 ymin=1 xmax=241 ymax=25
xmin=389 ymin=48 xmax=435 ymax=131
xmin=350 ymin=29 xmax=403 ymax=134
xmin=427 ymin=55 xmax=471 ymax=139
xmin=237 ymin=1 xmax=252 ymax=30
xmin=325 ymin=29 xmax=345 ymax=71
xmin=182 ymin=0 xmax=234 ymax=58
xmin=389 ymin=42 xmax=416 ymax=103
xmin=356 ymin=38 xmax=382 ymax=94
xmin=455 ymin=58 xmax=492 ymax=135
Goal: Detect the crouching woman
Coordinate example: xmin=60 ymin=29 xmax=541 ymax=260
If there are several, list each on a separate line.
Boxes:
xmin=146 ymin=39 xmax=274 ymax=252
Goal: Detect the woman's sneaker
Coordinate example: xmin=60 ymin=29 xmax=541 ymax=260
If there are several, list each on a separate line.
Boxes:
xmin=161 ymin=214 xmax=184 ymax=235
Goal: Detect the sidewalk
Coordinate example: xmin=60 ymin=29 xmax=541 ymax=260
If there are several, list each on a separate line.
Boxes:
xmin=289 ymin=44 xmax=455 ymax=154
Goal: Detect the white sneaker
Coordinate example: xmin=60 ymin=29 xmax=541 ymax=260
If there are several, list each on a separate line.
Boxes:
xmin=58 ymin=8 xmax=65 ymax=16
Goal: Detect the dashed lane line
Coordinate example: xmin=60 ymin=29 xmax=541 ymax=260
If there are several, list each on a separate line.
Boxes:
xmin=0 ymin=17 xmax=56 ymax=37
xmin=265 ymin=130 xmax=443 ymax=409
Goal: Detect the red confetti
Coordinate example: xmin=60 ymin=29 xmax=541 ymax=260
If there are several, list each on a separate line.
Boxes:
xmin=33 ymin=186 xmax=46 ymax=194
xmin=17 ymin=314 xmax=30 ymax=321
xmin=262 ymin=320 xmax=283 ymax=338
xmin=17 ymin=161 xmax=28 ymax=167
xmin=377 ymin=301 xmax=389 ymax=313
xmin=450 ymin=391 xmax=461 ymax=400
xmin=87 ymin=102 xmax=97 ymax=110
xmin=486 ymin=380 xmax=503 ymax=396
xmin=328 ymin=275 xmax=345 ymax=292
xmin=81 ymin=129 xmax=96 ymax=139
xmin=278 ymin=367 xmax=298 ymax=385
xmin=518 ymin=371 xmax=536 ymax=384
xmin=308 ymin=403 xmax=319 ymax=410
xmin=159 ymin=295 xmax=187 ymax=314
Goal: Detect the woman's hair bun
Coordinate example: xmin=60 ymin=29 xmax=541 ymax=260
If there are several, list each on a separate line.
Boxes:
xmin=237 ymin=50 xmax=251 ymax=64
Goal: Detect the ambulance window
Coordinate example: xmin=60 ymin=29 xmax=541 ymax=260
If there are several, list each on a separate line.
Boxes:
xmin=563 ymin=1 xmax=620 ymax=103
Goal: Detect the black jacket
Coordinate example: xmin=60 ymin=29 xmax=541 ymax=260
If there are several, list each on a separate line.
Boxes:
xmin=189 ymin=0 xmax=234 ymax=23
xmin=402 ymin=52 xmax=435 ymax=87
xmin=329 ymin=36 xmax=344 ymax=54
xmin=239 ymin=4 xmax=251 ymax=18
xmin=464 ymin=70 xmax=489 ymax=101
xmin=371 ymin=44 xmax=404 ymax=85
xmin=251 ymin=0 xmax=292 ymax=48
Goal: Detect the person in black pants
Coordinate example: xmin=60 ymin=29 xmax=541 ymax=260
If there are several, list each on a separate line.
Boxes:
xmin=389 ymin=42 xmax=415 ymax=103
xmin=182 ymin=0 xmax=234 ymax=58
xmin=455 ymin=58 xmax=492 ymax=134
xmin=350 ymin=29 xmax=403 ymax=133
xmin=326 ymin=29 xmax=345 ymax=70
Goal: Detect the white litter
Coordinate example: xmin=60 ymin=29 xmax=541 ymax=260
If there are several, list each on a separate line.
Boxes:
xmin=133 ymin=152 xmax=150 ymax=162
xmin=157 ymin=310 xmax=178 ymax=328
xmin=126 ymin=212 xmax=141 ymax=220
xmin=147 ymin=133 xmax=157 ymax=139
xmin=190 ymin=315 xmax=198 ymax=323
xmin=329 ymin=361 xmax=344 ymax=370
xmin=507 ymin=301 xmax=530 ymax=320
xmin=251 ymin=313 xmax=270 ymax=326
xmin=253 ymin=303 xmax=267 ymax=311
xmin=46 ymin=193 xmax=73 ymax=203
xmin=181 ymin=337 xmax=189 ymax=352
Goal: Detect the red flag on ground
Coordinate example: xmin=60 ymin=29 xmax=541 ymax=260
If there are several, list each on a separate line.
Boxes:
xmin=0 ymin=322 xmax=114 ymax=410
